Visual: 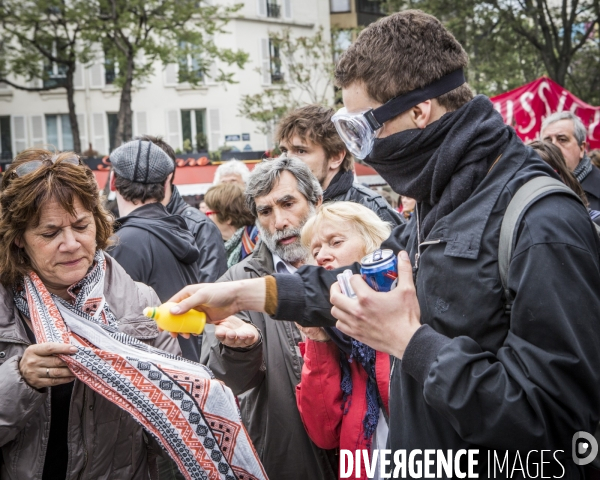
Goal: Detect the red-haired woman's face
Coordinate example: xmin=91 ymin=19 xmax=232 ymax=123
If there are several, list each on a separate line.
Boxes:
xmin=17 ymin=197 xmax=97 ymax=299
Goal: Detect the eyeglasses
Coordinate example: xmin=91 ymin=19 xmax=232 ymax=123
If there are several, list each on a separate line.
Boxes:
xmin=13 ymin=154 xmax=81 ymax=178
xmin=205 ymin=210 xmax=219 ymax=216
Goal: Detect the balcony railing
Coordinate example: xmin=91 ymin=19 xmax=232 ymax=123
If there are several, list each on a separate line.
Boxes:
xmin=267 ymin=2 xmax=280 ymax=18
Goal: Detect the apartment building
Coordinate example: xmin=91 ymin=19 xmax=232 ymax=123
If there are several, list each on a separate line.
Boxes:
xmin=0 ymin=0 xmax=331 ymax=159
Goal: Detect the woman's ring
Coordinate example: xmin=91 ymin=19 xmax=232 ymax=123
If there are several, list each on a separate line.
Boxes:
xmin=46 ymin=368 xmax=50 ymax=378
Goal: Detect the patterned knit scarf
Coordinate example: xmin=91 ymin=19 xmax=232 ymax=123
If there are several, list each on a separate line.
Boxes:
xmin=14 ymin=251 xmax=266 ymax=480
xmin=574 ymin=155 xmax=593 ymax=183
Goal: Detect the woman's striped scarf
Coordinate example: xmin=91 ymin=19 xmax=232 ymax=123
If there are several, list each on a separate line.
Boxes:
xmin=14 ymin=251 xmax=267 ymax=480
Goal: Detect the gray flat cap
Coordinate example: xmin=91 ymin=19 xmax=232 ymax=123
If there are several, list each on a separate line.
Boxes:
xmin=110 ymin=140 xmax=174 ymax=183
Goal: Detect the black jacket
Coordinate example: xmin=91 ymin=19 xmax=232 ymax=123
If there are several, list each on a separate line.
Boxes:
xmin=201 ymin=242 xmax=337 ymax=480
xmin=110 ymin=202 xmax=201 ymax=361
xmin=166 ymin=186 xmax=227 ymax=283
xmin=324 ymin=170 xmax=404 ymax=225
xmin=273 ymin=133 xmax=600 ymax=478
xmin=581 ymin=164 xmax=600 ymax=211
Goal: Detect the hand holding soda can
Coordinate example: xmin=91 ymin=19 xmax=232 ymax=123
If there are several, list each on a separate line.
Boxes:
xmin=360 ymin=249 xmax=398 ymax=292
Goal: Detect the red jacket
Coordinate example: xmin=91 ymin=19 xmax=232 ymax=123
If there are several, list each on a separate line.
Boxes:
xmin=296 ymin=339 xmax=390 ymax=480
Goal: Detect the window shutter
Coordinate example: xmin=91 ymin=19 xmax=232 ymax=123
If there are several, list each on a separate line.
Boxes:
xmin=208 ymin=108 xmax=221 ymax=150
xmin=257 ymin=0 xmax=266 ymax=16
xmin=134 ymin=111 xmax=148 ymax=137
xmin=165 ymin=110 xmax=181 ymax=150
xmin=29 ymin=115 xmax=46 ymax=147
xmin=204 ymin=35 xmax=218 ymax=85
xmin=164 ymin=64 xmax=179 ymax=87
xmin=91 ymin=112 xmax=107 ymax=155
xmin=73 ymin=63 xmax=85 ymax=90
xmin=205 ymin=60 xmax=218 ymax=85
xmin=260 ymin=38 xmax=271 ymax=85
xmin=282 ymin=0 xmax=292 ymax=19
xmin=11 ymin=115 xmax=27 ymax=154
xmin=77 ymin=113 xmax=87 ymax=153
xmin=88 ymin=60 xmax=105 ymax=89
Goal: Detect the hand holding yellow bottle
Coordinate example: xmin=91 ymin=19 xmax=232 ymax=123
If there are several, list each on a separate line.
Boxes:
xmin=143 ymin=302 xmax=206 ymax=334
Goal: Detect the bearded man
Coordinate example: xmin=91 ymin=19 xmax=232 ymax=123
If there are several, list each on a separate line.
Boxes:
xmin=199 ymin=156 xmax=336 ymax=480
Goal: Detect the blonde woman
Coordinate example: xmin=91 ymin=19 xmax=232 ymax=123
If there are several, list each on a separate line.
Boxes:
xmin=295 ymin=201 xmax=391 ymax=480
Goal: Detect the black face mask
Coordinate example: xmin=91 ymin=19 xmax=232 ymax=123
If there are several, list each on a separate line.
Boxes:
xmin=365 ymin=95 xmax=511 ymax=237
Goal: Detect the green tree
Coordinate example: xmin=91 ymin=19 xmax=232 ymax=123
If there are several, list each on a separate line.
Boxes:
xmin=0 ymin=0 xmax=97 ymax=153
xmin=238 ymin=27 xmax=350 ymax=146
xmin=87 ymin=0 xmax=248 ymax=147
xmin=489 ymin=0 xmax=599 ymax=88
xmin=383 ymin=0 xmax=599 ymax=102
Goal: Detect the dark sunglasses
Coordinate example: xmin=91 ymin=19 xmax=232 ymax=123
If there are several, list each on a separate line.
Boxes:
xmin=13 ymin=154 xmax=81 ymax=178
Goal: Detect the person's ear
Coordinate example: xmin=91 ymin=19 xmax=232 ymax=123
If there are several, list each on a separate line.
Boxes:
xmin=165 ymin=172 xmax=174 ymax=186
xmin=328 ymin=150 xmax=346 ymax=171
xmin=14 ymin=237 xmax=23 ymax=248
xmin=580 ymin=141 xmax=588 ymax=158
xmin=316 ymin=196 xmax=323 ymax=208
xmin=110 ymin=171 xmax=117 ymax=192
xmin=411 ymin=100 xmax=433 ymax=129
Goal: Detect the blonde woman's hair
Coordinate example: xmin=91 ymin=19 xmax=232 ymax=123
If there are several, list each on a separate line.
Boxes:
xmin=301 ymin=201 xmax=391 ymax=255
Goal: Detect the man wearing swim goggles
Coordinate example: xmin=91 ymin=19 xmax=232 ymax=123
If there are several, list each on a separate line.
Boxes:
xmin=170 ymin=10 xmax=600 ymax=477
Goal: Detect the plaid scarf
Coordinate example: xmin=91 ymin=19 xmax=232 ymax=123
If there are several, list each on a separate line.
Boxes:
xmin=15 ymin=251 xmax=267 ymax=480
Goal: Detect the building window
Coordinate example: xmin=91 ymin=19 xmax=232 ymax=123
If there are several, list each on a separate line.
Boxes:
xmin=0 ymin=116 xmax=11 ymax=160
xmin=105 ymin=57 xmax=119 ymax=85
xmin=181 ymin=109 xmax=207 ymax=153
xmin=46 ymin=114 xmax=73 ymax=151
xmin=330 ymin=0 xmax=351 ymax=13
xmin=43 ymin=42 xmax=68 ymax=89
xmin=270 ymin=39 xmax=284 ymax=83
xmin=356 ymin=0 xmax=385 ymax=14
xmin=107 ymin=113 xmax=119 ymax=153
xmin=267 ymin=1 xmax=281 ymax=18
xmin=178 ymin=44 xmax=205 ymax=84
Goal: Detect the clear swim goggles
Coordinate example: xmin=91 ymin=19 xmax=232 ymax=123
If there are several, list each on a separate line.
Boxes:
xmin=331 ymin=69 xmax=466 ymax=160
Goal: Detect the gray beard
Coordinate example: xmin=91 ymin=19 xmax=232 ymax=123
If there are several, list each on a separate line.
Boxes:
xmin=257 ymin=206 xmax=314 ymax=265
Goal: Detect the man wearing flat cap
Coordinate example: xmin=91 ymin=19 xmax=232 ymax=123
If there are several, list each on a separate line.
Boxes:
xmin=109 ymin=139 xmax=202 ymax=361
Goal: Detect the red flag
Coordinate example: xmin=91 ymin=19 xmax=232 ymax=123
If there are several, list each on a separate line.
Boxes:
xmin=489 ymin=77 xmax=600 ymax=149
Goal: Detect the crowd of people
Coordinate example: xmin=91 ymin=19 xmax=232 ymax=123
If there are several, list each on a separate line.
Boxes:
xmin=1 ymin=9 xmax=600 ymax=480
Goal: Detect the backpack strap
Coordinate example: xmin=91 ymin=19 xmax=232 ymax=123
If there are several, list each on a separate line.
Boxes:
xmin=498 ymin=176 xmax=584 ymax=314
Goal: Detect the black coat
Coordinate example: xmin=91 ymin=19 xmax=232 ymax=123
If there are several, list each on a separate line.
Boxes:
xmin=272 ymin=133 xmax=600 ymax=478
xmin=581 ymin=164 xmax=600 ymax=211
xmin=166 ymin=186 xmax=227 ymax=283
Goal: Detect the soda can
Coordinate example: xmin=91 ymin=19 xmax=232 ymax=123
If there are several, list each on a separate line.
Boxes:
xmin=360 ymin=249 xmax=398 ymax=292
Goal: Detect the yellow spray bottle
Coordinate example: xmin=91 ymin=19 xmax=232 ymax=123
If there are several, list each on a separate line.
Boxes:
xmin=143 ymin=302 xmax=206 ymax=335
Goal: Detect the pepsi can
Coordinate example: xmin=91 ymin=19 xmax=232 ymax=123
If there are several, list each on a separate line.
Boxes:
xmin=360 ymin=249 xmax=398 ymax=292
